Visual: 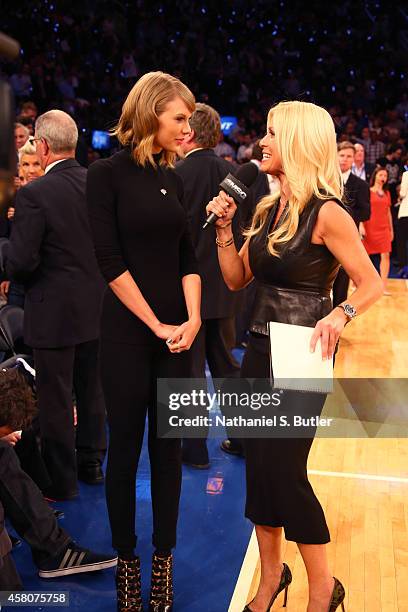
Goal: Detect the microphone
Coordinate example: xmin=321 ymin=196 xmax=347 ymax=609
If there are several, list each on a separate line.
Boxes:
xmin=202 ymin=162 xmax=259 ymax=229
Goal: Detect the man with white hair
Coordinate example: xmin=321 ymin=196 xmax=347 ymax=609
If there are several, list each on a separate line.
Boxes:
xmin=14 ymin=122 xmax=30 ymax=151
xmin=6 ymin=110 xmax=106 ymax=500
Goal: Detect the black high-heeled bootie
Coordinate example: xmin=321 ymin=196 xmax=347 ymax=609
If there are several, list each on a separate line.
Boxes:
xmin=149 ymin=553 xmax=173 ymax=612
xmin=116 ymin=557 xmax=143 ymax=612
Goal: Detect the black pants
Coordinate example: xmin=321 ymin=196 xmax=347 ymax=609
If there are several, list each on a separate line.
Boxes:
xmin=0 ymin=552 xmax=23 ymax=590
xmin=235 ymin=282 xmax=257 ymax=345
xmin=241 ymin=335 xmax=330 ymax=544
xmin=34 ymin=338 xmax=107 ymax=497
xmin=7 ymin=282 xmax=25 ymax=309
xmin=182 ymin=317 xmax=241 ymax=464
xmin=0 ymin=442 xmax=70 ymax=567
xmin=100 ymin=337 xmax=192 ymax=554
xmin=332 ymin=266 xmax=349 ymax=308
xmin=396 ymin=216 xmax=408 ymax=267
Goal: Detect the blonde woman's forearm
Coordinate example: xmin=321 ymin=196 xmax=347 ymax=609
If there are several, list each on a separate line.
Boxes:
xmin=216 ymin=228 xmax=252 ymax=291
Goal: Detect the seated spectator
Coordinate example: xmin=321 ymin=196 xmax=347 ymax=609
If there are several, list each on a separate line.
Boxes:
xmin=16 ymin=115 xmax=35 ymax=136
xmin=0 ymin=367 xmax=117 ymax=588
xmin=214 ymin=132 xmax=236 ymax=160
xmin=236 ymin=133 xmax=253 ymax=163
xmin=377 ymin=144 xmax=404 ymax=203
xmin=14 ymin=123 xmax=30 ymax=151
xmin=19 ymin=101 xmax=38 ymax=122
xmin=357 ymin=126 xmax=371 ymax=150
xmin=365 ymin=130 xmax=386 ymax=165
xmin=10 ymin=64 xmax=32 ymax=98
xmin=352 ymin=143 xmax=375 ymax=183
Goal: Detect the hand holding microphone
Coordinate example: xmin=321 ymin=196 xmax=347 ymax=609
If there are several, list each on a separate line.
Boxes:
xmin=206 ymin=191 xmax=237 ymax=227
xmin=203 ymin=162 xmax=259 ymax=229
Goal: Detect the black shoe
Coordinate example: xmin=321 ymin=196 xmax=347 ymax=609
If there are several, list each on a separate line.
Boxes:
xmin=329 ymin=577 xmax=345 ymax=611
xmin=116 ymin=557 xmax=143 ymax=612
xmin=243 ymin=563 xmax=292 ymax=611
xmin=78 ymin=461 xmax=104 ymax=485
xmin=38 ymin=542 xmax=117 ymax=578
xmin=43 ymin=488 xmax=79 ymax=502
xmin=220 ymin=439 xmax=244 ymax=457
xmin=149 ymin=553 xmax=173 ymax=612
xmin=182 ymin=459 xmax=210 ymax=469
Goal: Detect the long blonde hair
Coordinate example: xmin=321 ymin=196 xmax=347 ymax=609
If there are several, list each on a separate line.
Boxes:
xmin=245 ymin=101 xmax=343 ymax=256
xmin=112 ymin=71 xmax=195 ymax=168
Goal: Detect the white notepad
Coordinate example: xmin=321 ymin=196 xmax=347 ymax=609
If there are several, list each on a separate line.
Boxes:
xmin=268 ymin=322 xmax=333 ymax=394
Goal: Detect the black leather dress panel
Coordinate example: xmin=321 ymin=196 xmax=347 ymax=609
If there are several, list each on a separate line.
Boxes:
xmin=248 ymin=197 xmax=341 ymax=334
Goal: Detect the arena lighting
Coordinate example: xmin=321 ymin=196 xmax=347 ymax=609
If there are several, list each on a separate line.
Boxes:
xmin=92 ymin=130 xmax=111 ymax=150
xmin=220 ymin=116 xmax=237 ymax=136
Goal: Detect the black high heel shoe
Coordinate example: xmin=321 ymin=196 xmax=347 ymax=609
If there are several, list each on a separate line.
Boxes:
xmin=243 ymin=563 xmax=292 ymax=611
xmin=116 ymin=557 xmax=143 ymax=612
xmin=149 ymin=553 xmax=173 ymax=612
xmin=329 ymin=577 xmax=345 ymax=611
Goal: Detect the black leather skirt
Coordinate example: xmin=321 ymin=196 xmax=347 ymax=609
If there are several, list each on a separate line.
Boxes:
xmin=249 ymin=283 xmax=333 ymax=335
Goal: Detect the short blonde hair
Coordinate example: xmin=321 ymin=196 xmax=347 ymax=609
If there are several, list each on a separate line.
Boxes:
xmin=18 ymin=138 xmax=37 ymax=162
xmin=113 ymin=71 xmax=195 ymax=168
xmin=245 ymin=101 xmax=343 ymax=256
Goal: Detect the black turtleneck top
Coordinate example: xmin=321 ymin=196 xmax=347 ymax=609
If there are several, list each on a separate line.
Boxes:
xmin=86 ymin=148 xmax=199 ymax=343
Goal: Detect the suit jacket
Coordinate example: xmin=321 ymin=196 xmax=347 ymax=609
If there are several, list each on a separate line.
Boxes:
xmin=364 ymin=162 xmax=375 ymax=183
xmin=344 ymin=172 xmax=371 ymax=225
xmin=6 ymin=159 xmax=104 ymax=348
xmin=176 ymin=149 xmax=241 ymax=319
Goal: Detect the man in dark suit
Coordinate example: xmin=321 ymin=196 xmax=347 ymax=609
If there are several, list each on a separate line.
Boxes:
xmin=333 ymin=141 xmax=371 ymax=306
xmin=6 ymin=110 xmax=106 ymax=499
xmin=235 ymin=142 xmax=272 ymax=348
xmin=176 ymin=103 xmax=242 ymax=466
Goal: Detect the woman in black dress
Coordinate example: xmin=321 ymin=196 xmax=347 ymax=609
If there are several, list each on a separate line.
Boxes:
xmin=87 ymin=72 xmax=201 ymax=612
xmin=207 ymin=101 xmax=382 ymax=612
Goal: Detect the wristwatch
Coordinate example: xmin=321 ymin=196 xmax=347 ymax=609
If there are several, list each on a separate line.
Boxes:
xmin=337 ymin=303 xmax=357 ymax=321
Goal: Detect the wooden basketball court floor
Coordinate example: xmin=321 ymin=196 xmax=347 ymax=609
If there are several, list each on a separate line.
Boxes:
xmin=229 ymin=279 xmax=408 ymax=612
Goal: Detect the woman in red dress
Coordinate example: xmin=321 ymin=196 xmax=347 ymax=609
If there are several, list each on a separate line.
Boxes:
xmin=363 ymin=167 xmax=394 ymax=294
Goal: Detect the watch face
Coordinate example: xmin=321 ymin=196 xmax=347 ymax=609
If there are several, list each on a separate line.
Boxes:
xmin=344 ymin=304 xmax=356 ymax=317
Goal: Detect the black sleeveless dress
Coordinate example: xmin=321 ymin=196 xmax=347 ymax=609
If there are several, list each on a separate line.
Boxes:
xmin=242 ymin=196 xmax=341 ymax=544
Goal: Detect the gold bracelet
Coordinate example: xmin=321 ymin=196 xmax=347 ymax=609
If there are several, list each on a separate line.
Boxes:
xmin=216 ymin=236 xmax=234 ymax=248
xmin=216 ymin=220 xmax=232 ymax=229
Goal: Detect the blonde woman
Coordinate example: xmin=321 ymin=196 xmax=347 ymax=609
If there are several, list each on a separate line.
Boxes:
xmin=207 ymin=101 xmax=382 ymax=612
xmin=18 ymin=139 xmax=44 ymax=185
xmin=87 ymin=72 xmax=201 ymax=612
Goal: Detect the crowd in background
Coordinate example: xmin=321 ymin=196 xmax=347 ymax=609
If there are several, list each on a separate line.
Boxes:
xmin=1 ymin=1 xmax=408 ymax=598
xmin=1 ymin=0 xmax=407 ymax=167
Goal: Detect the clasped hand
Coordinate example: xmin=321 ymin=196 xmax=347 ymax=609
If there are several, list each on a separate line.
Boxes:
xmin=154 ymin=320 xmax=201 ymax=353
xmin=309 ymin=308 xmax=347 ymax=360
